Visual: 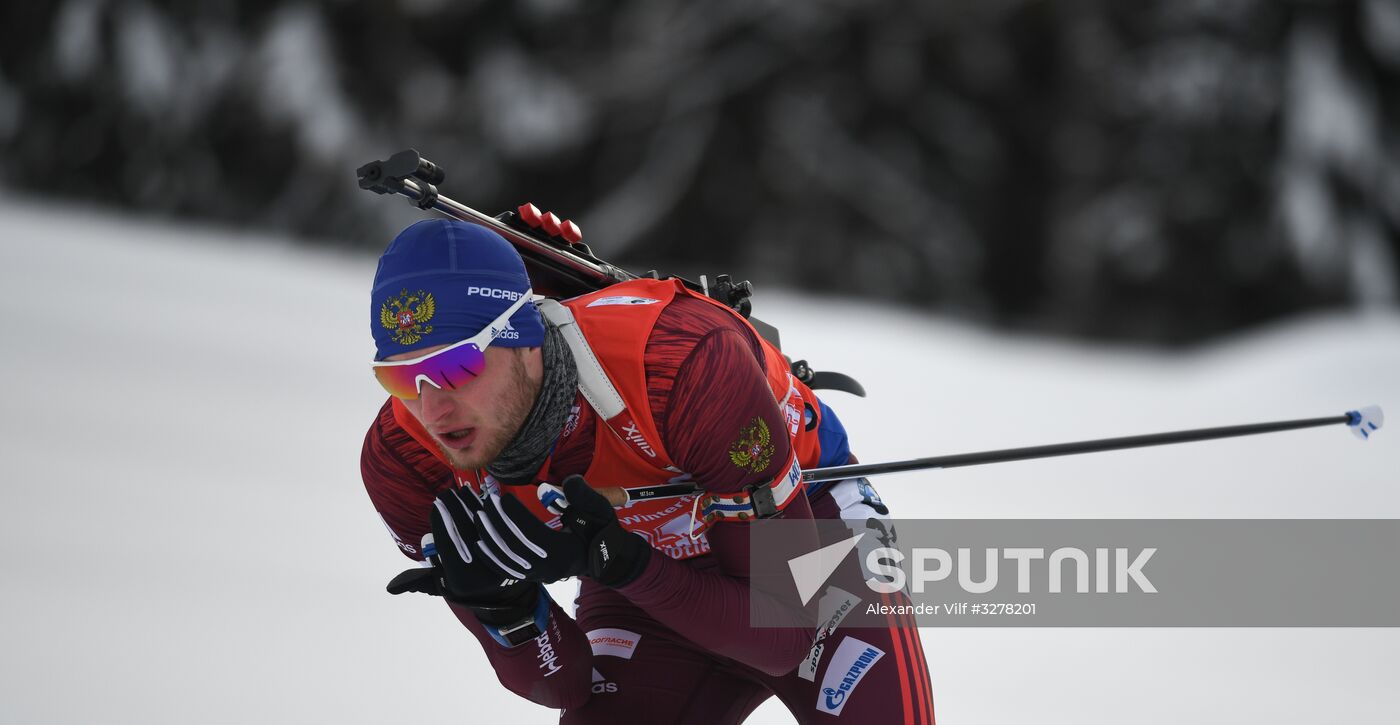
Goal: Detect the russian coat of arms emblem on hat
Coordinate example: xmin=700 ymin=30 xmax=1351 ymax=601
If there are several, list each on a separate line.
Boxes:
xmin=379 ymin=289 xmax=436 ymax=346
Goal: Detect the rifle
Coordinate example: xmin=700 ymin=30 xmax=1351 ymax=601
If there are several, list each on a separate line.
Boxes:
xmin=356 ymin=149 xmax=865 ymax=396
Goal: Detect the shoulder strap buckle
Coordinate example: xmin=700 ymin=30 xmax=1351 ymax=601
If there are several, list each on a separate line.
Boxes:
xmin=692 ymin=452 xmax=804 ymax=531
xmin=745 ymin=481 xmax=779 ymax=519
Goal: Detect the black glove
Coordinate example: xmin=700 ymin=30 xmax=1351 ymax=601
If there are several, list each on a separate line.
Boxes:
xmin=386 ymin=487 xmax=537 ymax=620
xmin=552 ymin=475 xmax=652 ymax=588
xmin=469 ymin=485 xmax=589 ymax=584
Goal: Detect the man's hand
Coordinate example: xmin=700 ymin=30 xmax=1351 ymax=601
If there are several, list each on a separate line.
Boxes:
xmin=546 ymin=475 xmax=652 ymax=588
xmin=469 ymin=486 xmax=589 ymax=584
xmin=386 ymin=487 xmax=534 ymax=613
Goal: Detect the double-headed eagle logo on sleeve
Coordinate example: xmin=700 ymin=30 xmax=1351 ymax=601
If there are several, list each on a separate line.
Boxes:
xmin=729 ymin=416 xmax=774 ymax=473
xmin=379 ymin=289 xmax=436 ymax=346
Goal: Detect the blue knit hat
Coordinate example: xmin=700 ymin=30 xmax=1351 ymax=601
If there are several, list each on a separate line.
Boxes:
xmin=371 ymin=219 xmax=544 ymax=360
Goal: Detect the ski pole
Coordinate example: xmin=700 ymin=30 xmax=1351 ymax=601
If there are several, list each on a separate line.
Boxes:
xmin=594 ymin=406 xmax=1383 ymax=507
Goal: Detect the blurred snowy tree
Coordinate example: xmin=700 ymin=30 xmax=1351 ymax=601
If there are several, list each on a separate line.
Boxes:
xmin=1 ymin=0 xmax=1395 ymax=341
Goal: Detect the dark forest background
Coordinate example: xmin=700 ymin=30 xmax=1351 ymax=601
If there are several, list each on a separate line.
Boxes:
xmin=2 ymin=0 xmax=1398 ymax=342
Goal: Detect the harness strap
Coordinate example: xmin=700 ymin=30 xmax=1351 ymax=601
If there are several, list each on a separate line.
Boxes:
xmin=537 ymin=299 xmax=679 ymax=471
xmin=538 ymin=300 xmax=625 ymax=419
xmin=541 ymin=298 xmax=803 ymax=533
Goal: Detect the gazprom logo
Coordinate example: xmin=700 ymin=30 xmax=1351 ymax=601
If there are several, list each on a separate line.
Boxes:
xmin=468 ymin=286 xmax=524 ymax=301
xmin=816 ymin=637 xmax=884 ymax=715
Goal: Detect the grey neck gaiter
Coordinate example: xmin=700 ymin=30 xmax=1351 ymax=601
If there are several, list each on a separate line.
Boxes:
xmin=487 ymin=320 xmax=578 ymax=485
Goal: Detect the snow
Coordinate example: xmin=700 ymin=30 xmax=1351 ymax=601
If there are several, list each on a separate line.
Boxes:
xmin=115 ymin=2 xmax=179 ymax=118
xmin=254 ymin=5 xmax=361 ymax=163
xmin=474 ymin=45 xmax=594 ymax=161
xmin=1 ymin=196 xmax=1397 ymax=724
xmin=53 ymin=0 xmax=103 ymax=83
xmin=1282 ymin=21 xmax=1385 ymax=294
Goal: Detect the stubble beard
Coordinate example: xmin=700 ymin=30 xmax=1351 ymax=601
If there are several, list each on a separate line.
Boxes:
xmin=437 ymin=352 xmax=536 ymax=471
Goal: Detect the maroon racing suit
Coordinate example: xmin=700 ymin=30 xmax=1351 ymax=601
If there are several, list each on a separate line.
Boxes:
xmin=361 ymin=293 xmax=936 ymax=723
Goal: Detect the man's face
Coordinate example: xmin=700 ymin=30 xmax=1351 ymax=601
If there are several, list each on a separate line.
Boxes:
xmin=387 ymin=344 xmax=542 ymax=470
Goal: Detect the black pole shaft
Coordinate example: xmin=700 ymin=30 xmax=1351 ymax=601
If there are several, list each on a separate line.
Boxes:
xmin=800 ymin=414 xmax=1351 ymax=484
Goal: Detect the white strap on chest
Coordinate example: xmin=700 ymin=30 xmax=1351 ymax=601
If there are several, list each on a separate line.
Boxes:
xmin=538 ymin=299 xmax=682 ymax=473
xmin=537 ymin=299 xmax=626 ymax=420
xmin=541 ymin=298 xmax=801 ymax=528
